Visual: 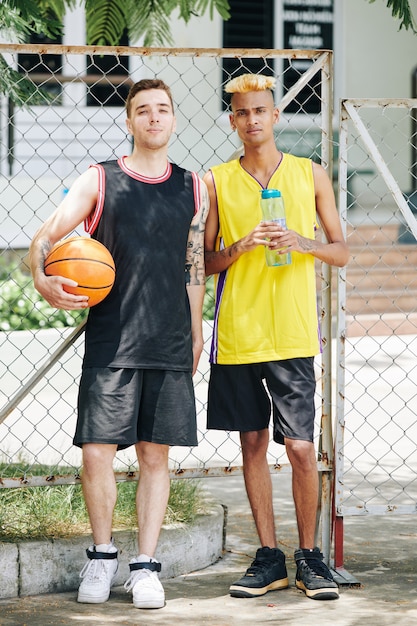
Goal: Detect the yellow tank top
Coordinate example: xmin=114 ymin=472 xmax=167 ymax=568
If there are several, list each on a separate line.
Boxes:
xmin=210 ymin=153 xmax=320 ymax=365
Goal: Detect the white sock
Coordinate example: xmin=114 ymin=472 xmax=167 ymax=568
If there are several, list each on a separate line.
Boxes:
xmin=137 ymin=553 xmax=156 ymax=563
xmin=95 ymin=542 xmax=117 ymax=553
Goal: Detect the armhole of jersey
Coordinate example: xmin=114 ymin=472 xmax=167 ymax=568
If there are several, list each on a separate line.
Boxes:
xmin=309 ymin=160 xmax=320 ymax=232
xmin=191 ymin=171 xmax=200 ymax=216
xmin=84 ymin=164 xmax=105 ymax=235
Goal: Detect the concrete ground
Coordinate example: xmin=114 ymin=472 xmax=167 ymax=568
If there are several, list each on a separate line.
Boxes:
xmin=1 ymin=473 xmax=416 ymax=626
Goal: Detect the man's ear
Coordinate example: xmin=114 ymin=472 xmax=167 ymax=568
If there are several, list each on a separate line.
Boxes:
xmin=273 ymin=107 xmax=280 ymax=124
xmin=229 ymin=113 xmax=236 ymax=131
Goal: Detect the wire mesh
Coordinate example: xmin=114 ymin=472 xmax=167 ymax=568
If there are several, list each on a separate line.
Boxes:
xmin=0 ymin=45 xmax=333 ymax=487
xmin=336 ymin=98 xmax=417 ymax=516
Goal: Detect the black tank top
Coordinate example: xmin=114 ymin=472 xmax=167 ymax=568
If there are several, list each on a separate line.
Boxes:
xmin=82 ymin=158 xmax=197 ymax=370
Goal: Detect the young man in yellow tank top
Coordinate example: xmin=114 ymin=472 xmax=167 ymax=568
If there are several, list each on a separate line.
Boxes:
xmin=204 ymin=74 xmax=349 ymax=601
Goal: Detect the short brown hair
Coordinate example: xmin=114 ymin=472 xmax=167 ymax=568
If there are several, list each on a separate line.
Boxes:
xmin=125 ymin=79 xmax=174 ymax=117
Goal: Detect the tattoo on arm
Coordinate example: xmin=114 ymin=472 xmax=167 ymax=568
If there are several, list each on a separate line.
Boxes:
xmin=205 ymin=243 xmax=238 ymax=266
xmin=39 ymin=240 xmax=52 ymax=272
xmin=299 ymin=237 xmax=316 ymax=252
xmin=185 ymin=181 xmax=209 ymax=286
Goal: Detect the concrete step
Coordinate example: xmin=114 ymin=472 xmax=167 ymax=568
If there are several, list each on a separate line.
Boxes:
xmin=346 ymin=312 xmax=417 ymax=337
xmin=328 ymin=223 xmax=417 ymax=331
xmin=0 ymin=502 xmax=224 ymax=599
xmin=346 ymin=223 xmax=402 ymax=247
xmin=346 ymin=269 xmax=417 ymax=291
xmin=345 ymin=290 xmax=417 ymax=315
xmin=348 ymin=245 xmax=417 ymax=268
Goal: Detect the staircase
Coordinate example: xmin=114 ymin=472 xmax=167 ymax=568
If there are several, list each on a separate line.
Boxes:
xmin=333 ymin=223 xmax=417 ymax=336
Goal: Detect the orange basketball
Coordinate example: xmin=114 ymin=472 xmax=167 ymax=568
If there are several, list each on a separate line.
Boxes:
xmin=44 ymin=236 xmax=115 ymax=307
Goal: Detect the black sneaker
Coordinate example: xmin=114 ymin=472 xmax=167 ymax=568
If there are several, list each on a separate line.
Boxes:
xmin=294 ymin=547 xmax=339 ymax=600
xmin=229 ymin=547 xmax=289 ymax=598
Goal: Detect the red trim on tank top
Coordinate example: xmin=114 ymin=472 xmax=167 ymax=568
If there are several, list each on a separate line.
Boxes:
xmin=191 ymin=171 xmax=200 ymax=216
xmin=118 ymin=156 xmax=172 ymax=183
xmin=84 ymin=163 xmax=106 ymax=235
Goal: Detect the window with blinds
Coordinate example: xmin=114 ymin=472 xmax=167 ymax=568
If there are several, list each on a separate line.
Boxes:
xmin=222 ymin=0 xmax=274 ymax=109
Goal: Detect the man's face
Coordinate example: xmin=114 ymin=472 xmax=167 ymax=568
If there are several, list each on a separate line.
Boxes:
xmin=229 ymin=90 xmax=279 ymax=145
xmin=126 ymin=89 xmax=176 ymax=150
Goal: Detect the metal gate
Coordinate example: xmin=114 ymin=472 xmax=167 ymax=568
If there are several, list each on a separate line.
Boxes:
xmin=0 ymin=44 xmax=336 ymax=555
xmin=334 ymin=97 xmax=417 ymax=575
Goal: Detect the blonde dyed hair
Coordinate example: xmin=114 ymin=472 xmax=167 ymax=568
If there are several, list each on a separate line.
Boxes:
xmin=225 ymin=74 xmax=276 ymax=94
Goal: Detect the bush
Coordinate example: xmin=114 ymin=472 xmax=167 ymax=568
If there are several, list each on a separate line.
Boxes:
xmin=0 ymin=265 xmax=87 ymax=331
xmin=203 ymin=275 xmax=214 ymax=321
xmin=0 ymin=262 xmax=214 ymax=330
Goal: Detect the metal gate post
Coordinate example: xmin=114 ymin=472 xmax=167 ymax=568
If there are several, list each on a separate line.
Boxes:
xmin=331 ymin=100 xmax=360 ymax=587
xmin=317 ymin=50 xmax=334 ymax=565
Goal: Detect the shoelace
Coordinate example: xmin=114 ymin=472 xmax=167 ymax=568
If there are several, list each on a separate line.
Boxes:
xmin=80 ymin=559 xmax=111 ymax=582
xmin=246 ymin=558 xmax=276 ymax=575
xmin=303 ymin=557 xmax=332 ymax=580
xmin=124 ymin=568 xmax=157 ymax=593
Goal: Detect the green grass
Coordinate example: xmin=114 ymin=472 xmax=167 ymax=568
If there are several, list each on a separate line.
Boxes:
xmin=0 ymin=477 xmax=204 ymax=541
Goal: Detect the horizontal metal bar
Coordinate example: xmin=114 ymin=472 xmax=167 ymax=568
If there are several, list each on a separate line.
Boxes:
xmin=0 ymin=43 xmax=328 ymax=60
xmin=26 ymin=73 xmax=134 ymax=86
xmin=0 ymin=460 xmax=332 ymax=489
xmin=337 ymin=504 xmax=417 ymax=516
xmin=341 ymin=97 xmax=417 ymax=108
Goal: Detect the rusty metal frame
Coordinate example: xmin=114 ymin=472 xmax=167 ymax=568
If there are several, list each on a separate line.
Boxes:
xmin=333 ymin=97 xmax=417 ymax=581
xmin=0 ymin=43 xmax=336 ymax=563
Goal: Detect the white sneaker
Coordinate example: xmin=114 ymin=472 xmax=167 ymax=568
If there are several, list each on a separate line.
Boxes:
xmin=124 ymin=556 xmax=165 ymax=609
xmin=77 ymin=544 xmax=118 ymax=603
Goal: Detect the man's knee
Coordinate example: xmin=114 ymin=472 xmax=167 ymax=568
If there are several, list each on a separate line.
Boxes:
xmin=82 ymin=443 xmax=117 ymax=474
xmin=285 ymin=438 xmax=316 ymax=468
xmin=240 ymin=429 xmax=270 ymax=459
xmin=136 ymin=441 xmax=169 ymax=471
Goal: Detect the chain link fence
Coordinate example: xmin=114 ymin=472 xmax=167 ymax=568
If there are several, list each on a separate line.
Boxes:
xmin=0 ymin=45 xmax=334 ymax=502
xmin=4 ymin=44 xmax=417 ymax=567
xmin=333 ymin=97 xmax=417 ymax=571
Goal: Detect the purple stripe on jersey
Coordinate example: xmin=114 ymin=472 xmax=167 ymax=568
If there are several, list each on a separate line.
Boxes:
xmin=210 ymin=248 xmax=227 ymax=364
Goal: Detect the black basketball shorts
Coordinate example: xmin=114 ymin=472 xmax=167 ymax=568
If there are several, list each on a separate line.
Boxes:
xmin=207 ymin=357 xmax=316 ymax=445
xmin=74 ymin=367 xmax=198 ymax=449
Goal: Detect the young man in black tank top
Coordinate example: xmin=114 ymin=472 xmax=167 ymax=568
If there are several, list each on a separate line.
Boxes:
xmin=30 ymin=79 xmax=209 ymax=609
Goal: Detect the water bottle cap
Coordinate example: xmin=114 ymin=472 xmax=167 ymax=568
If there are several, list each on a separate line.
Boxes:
xmin=261 ymin=189 xmax=281 ymax=198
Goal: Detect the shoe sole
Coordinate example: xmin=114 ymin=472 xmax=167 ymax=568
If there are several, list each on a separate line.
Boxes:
xmin=77 ymin=593 xmax=111 ymax=603
xmin=133 ymin=598 xmax=165 ymax=609
xmin=296 ymin=580 xmax=339 ymax=600
xmin=230 ymin=577 xmax=289 ymax=598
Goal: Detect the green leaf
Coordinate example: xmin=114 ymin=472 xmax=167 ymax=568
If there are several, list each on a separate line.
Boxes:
xmin=0 ymin=55 xmax=54 ymax=107
xmin=85 ymin=0 xmax=127 ymax=46
xmin=194 ymin=0 xmax=230 ymax=21
xmin=369 ymin=0 xmax=416 ymax=33
xmin=0 ymin=0 xmax=67 ymax=39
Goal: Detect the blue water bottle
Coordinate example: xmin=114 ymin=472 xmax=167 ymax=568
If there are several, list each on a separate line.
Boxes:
xmin=260 ymin=189 xmax=291 ymax=267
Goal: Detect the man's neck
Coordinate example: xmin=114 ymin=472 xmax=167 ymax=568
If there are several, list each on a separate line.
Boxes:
xmin=124 ymin=150 xmax=169 ymax=178
xmin=240 ymin=146 xmax=283 ymax=188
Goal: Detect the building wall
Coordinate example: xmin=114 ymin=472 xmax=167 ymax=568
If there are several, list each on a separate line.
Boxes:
xmin=340 ymin=0 xmax=416 ymax=99
xmin=167 ymin=0 xmax=416 ymax=102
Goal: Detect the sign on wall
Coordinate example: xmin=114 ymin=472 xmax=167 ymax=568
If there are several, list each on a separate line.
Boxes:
xmin=282 ymin=0 xmax=334 ymax=113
